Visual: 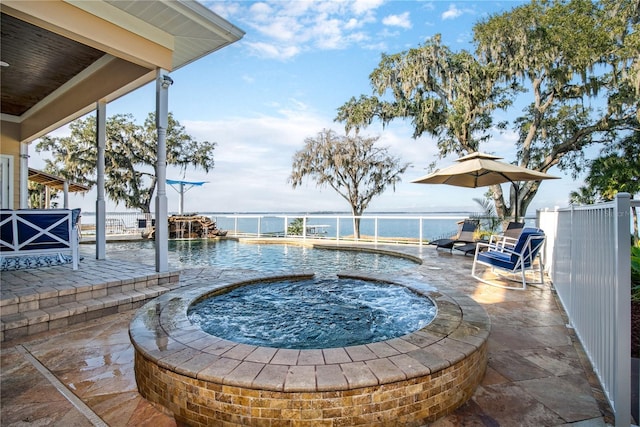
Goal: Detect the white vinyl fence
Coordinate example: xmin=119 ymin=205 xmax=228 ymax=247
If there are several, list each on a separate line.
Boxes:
xmin=538 ymin=193 xmax=635 ymax=427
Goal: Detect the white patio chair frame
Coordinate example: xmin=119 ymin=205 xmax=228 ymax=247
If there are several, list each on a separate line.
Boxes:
xmin=471 ymin=230 xmax=546 ymax=290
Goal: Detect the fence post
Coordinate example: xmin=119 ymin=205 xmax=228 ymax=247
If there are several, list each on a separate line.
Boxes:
xmin=568 ymin=204 xmax=575 ymax=328
xmin=284 ymin=216 xmax=288 ymax=238
xmin=303 ymin=217 xmax=307 ymax=240
xmin=613 ymin=193 xmax=631 ymax=427
xmin=374 ymin=218 xmax=378 ymax=244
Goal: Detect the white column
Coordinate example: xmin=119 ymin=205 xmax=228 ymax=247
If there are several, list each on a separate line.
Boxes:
xmin=19 ymin=143 xmax=28 ymax=208
xmin=178 ymin=182 xmax=184 ymax=215
xmin=155 ymin=69 xmax=172 ymax=272
xmin=63 ymin=181 xmax=69 ymax=208
xmin=96 ymin=100 xmax=107 ymax=260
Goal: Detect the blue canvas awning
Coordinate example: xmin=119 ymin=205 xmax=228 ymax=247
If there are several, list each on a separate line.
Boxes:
xmin=167 ymin=179 xmax=208 ymax=214
xmin=166 ymin=179 xmax=207 ymax=186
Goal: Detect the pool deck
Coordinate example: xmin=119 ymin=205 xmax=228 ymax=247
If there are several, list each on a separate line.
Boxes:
xmin=0 ymin=240 xmax=614 ymax=426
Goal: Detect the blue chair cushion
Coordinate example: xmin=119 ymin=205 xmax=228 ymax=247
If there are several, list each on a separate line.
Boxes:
xmin=478 ymin=227 xmax=545 ymax=271
xmin=477 ymin=250 xmax=515 ymax=270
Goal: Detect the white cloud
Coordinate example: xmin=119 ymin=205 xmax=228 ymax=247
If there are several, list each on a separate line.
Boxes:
xmin=207 ymin=1 xmax=242 ymax=19
xmin=248 ymin=2 xmax=274 ymax=19
xmin=344 ymin=18 xmax=361 ymax=30
xmin=441 ymin=4 xmax=463 ymax=20
xmin=351 ymin=0 xmax=384 ymax=16
xmin=220 ymin=0 xmax=391 ymax=61
xmin=312 ymin=17 xmax=344 ymax=49
xmin=382 ymin=12 xmax=412 ymax=29
xmin=244 ymin=41 xmax=300 ymax=60
xmin=170 ymin=106 xmax=445 ymax=213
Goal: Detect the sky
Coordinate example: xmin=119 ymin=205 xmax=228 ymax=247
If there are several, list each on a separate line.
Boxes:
xmin=35 ymin=0 xmax=591 ymax=215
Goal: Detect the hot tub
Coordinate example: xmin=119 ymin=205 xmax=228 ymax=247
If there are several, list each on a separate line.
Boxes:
xmin=130 ymin=272 xmax=490 ymax=426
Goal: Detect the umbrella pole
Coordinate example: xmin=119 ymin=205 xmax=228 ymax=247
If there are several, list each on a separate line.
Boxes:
xmin=514 ymin=183 xmax=519 ymax=223
xmin=508 ymin=180 xmax=519 ymax=223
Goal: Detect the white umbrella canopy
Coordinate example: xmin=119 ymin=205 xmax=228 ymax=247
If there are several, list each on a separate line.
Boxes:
xmin=412 ymin=152 xmax=559 ymax=220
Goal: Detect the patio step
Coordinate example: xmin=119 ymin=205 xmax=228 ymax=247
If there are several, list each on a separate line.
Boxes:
xmin=0 ymin=269 xmax=180 ymax=342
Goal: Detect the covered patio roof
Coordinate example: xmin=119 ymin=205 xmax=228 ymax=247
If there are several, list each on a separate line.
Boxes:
xmin=28 ymin=168 xmax=90 ymax=193
xmin=1 ymin=0 xmax=245 ymax=143
xmin=0 ymin=0 xmax=244 ymax=272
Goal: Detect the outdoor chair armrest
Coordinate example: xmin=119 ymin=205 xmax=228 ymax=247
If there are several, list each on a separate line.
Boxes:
xmin=475 ymin=240 xmax=519 ymax=257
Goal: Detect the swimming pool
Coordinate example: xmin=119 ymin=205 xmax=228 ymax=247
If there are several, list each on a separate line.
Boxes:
xmin=106 ymin=238 xmax=419 ymax=275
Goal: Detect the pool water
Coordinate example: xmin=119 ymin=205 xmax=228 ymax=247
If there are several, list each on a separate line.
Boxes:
xmin=106 ymin=239 xmax=418 ymax=276
xmin=188 ymin=277 xmax=436 ymax=349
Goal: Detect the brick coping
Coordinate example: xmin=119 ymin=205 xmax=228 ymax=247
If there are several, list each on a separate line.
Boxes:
xmin=129 ymin=271 xmax=491 ymax=393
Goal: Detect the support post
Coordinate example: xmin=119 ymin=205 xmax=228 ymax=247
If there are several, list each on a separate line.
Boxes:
xmin=96 ymin=100 xmax=107 ymax=260
xmin=178 ymin=182 xmax=184 ymax=215
xmin=63 ymin=181 xmax=69 ymax=208
xmin=613 ymin=193 xmax=631 ymax=427
xmin=19 ymin=143 xmax=28 ymax=209
xmin=155 ymin=69 xmax=172 ymax=272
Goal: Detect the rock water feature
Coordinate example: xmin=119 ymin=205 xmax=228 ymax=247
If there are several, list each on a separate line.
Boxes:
xmin=145 ymin=214 xmax=227 ymax=239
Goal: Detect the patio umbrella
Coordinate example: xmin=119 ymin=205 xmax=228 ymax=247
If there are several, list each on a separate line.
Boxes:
xmin=411 ymin=152 xmax=559 ymax=221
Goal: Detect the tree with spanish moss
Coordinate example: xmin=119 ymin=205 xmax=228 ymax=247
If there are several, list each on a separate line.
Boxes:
xmin=336 ymin=34 xmax=512 ymax=157
xmin=473 ymin=0 xmax=638 ymax=219
xmin=289 ymin=129 xmax=409 ymax=239
xmin=36 ymin=112 xmax=216 ymax=213
xmin=337 ymin=0 xmax=639 ymax=220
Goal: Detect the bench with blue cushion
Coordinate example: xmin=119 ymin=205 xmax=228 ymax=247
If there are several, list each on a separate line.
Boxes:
xmin=471 ymin=227 xmax=545 ymax=290
xmin=0 ymin=209 xmax=80 ymax=271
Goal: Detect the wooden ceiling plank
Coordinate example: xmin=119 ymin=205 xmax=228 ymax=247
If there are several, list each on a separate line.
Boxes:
xmin=2 ymin=1 xmax=173 ymax=71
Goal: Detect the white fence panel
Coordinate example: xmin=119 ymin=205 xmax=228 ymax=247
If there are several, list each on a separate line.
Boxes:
xmin=538 ymin=193 xmax=633 ymax=427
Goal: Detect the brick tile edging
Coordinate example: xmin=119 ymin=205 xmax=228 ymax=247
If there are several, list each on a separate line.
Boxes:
xmin=130 ymin=272 xmax=490 ymax=426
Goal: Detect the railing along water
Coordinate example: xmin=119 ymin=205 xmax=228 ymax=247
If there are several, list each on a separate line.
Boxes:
xmin=77 ymin=212 xmax=154 ymax=236
xmin=538 ymin=193 xmax=633 ymax=427
xmin=209 ymin=214 xmax=476 ymax=245
xmin=77 ymin=212 xmax=484 ymax=244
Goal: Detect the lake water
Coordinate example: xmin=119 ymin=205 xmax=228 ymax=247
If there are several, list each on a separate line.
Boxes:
xmin=209 ymin=213 xmax=476 ymax=241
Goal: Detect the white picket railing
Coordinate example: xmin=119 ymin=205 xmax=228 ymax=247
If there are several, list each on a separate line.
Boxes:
xmin=78 ymin=212 xmax=154 ymax=236
xmin=78 ymin=212 xmax=485 ymax=244
xmin=212 ymin=214 xmax=475 ymax=245
xmin=538 ymin=193 xmax=634 ymax=427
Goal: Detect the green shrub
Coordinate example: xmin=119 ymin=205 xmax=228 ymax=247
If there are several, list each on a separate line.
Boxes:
xmin=287 ymin=218 xmax=304 ymax=235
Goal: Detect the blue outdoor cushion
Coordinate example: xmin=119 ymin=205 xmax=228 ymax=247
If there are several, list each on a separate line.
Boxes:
xmin=477 ymin=227 xmax=545 ymax=271
xmin=477 ymin=250 xmax=515 ymax=270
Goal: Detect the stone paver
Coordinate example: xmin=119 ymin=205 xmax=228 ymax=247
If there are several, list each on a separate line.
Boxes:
xmin=0 ymin=241 xmax=614 ymax=426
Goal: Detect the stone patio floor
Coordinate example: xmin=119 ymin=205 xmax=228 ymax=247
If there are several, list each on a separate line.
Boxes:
xmin=0 ymin=241 xmax=614 ymax=426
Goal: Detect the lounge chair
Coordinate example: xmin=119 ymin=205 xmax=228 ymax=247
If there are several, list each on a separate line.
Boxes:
xmin=503 ymin=221 xmax=524 ymax=239
xmin=430 ymin=219 xmax=479 ymax=252
xmin=471 ymin=227 xmax=546 ymax=290
xmin=454 ymin=221 xmax=525 ymax=256
xmin=479 ymin=221 xmax=524 ymax=252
